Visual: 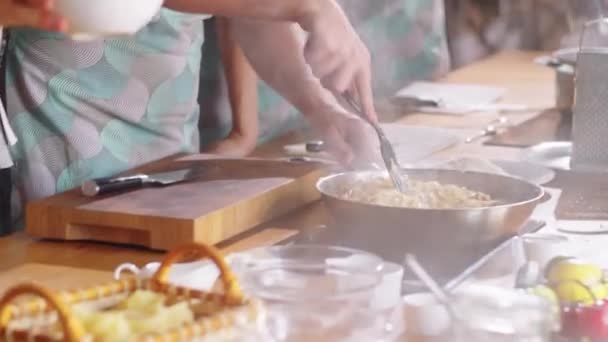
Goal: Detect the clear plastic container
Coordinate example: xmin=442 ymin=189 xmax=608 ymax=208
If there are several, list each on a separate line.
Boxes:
xmin=231 ymin=245 xmax=395 ymax=341
xmin=451 ymin=284 xmax=555 ymax=342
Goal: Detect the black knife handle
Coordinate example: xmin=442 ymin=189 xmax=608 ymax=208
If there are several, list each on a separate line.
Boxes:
xmin=81 ymin=175 xmax=147 ymax=197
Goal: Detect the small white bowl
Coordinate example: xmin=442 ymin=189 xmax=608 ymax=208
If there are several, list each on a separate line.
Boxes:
xmin=523 ymin=234 xmax=571 ymax=268
xmin=372 ymin=262 xmax=404 ymax=310
xmin=114 ymin=260 xmax=221 ymax=291
xmin=55 ymin=0 xmax=165 ymax=40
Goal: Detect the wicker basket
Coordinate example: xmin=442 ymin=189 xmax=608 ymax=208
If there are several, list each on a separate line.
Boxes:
xmin=0 ymin=243 xmax=264 ymax=341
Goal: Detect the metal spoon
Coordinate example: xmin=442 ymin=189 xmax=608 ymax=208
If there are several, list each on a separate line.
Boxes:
xmin=441 ymin=221 xmax=545 ymax=293
xmin=596 ymin=0 xmax=606 ymax=20
xmin=465 ymin=117 xmax=510 ymax=144
xmin=342 ymin=93 xmax=409 ymax=193
xmin=405 ymin=254 xmax=458 ymax=319
xmin=593 ymin=0 xmax=608 ymax=35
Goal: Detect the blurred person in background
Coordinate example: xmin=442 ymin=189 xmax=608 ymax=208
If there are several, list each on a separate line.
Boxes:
xmin=0 ymin=0 xmax=380 ymax=232
xmin=199 ymin=18 xmax=258 ymax=157
xmin=446 ymin=0 xmax=607 ymax=68
xmin=200 ymin=0 xmax=450 ymax=149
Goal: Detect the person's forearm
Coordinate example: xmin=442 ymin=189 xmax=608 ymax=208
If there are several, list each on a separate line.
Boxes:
xmin=230 ymin=19 xmax=338 ymax=117
xmin=216 ymin=17 xmax=258 ymax=146
xmin=164 ymin=0 xmax=324 ymax=30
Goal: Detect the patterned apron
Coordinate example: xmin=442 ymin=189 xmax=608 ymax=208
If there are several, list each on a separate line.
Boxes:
xmin=6 ymin=9 xmax=209 ymax=225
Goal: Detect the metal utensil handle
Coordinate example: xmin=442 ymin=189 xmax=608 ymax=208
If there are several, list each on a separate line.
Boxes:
xmin=465 ymin=118 xmax=509 ymax=143
xmin=81 ymin=174 xmax=147 ymax=197
xmin=391 ymin=96 xmax=442 ymax=108
xmin=595 ymin=0 xmax=606 ymax=20
xmin=342 ymin=94 xmax=392 ymax=148
xmin=442 ymin=219 xmax=545 ymax=293
xmin=465 ymin=131 xmax=485 ymax=144
xmin=466 ymin=127 xmax=499 ymax=142
xmin=405 ymin=254 xmax=460 ymax=321
xmin=342 ymin=93 xmax=407 ymax=190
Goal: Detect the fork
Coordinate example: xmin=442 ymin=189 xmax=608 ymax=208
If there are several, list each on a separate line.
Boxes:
xmin=342 ymin=93 xmax=409 ymax=193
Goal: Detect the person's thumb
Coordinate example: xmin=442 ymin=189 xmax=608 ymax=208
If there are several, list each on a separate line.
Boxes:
xmin=325 ymin=125 xmax=354 ymax=166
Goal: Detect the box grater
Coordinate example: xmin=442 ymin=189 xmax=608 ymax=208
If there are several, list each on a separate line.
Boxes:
xmin=571 ymin=48 xmax=608 ymax=172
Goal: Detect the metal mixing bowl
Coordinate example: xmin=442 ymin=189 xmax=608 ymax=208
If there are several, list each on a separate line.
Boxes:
xmin=316 ymin=169 xmax=544 ymax=275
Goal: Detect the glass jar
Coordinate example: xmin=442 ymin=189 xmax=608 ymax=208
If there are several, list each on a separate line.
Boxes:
xmin=231 ymin=245 xmax=393 ymax=341
xmin=451 ymin=284 xmax=556 ymax=342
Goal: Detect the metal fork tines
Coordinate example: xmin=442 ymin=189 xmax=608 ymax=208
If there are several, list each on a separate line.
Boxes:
xmin=342 ymin=94 xmax=409 ymax=193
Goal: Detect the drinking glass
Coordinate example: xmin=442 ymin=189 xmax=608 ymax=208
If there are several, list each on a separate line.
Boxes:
xmin=231 ymin=245 xmax=392 ymax=341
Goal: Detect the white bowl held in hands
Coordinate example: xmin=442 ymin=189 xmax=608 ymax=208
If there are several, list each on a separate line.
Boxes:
xmin=55 ymin=0 xmax=165 ymax=40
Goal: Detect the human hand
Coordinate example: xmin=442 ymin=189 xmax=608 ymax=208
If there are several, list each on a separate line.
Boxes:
xmin=300 ymin=0 xmax=376 ymax=122
xmin=306 ymin=106 xmax=381 ymax=169
xmin=203 ymin=132 xmax=257 ymax=158
xmin=0 ymin=0 xmax=67 ymax=31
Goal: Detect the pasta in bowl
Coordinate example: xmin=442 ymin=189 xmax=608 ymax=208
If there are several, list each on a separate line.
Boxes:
xmin=337 ymin=175 xmax=496 ymax=209
xmin=316 ymin=169 xmax=544 ymax=269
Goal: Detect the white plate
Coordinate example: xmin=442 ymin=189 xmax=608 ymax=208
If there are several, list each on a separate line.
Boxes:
xmin=283 ymin=124 xmax=461 ymax=165
xmin=395 ymin=82 xmax=506 ymax=115
xmin=520 ymin=142 xmax=571 ymax=170
xmin=418 ymin=157 xmax=555 ymax=185
xmin=557 ymin=220 xmax=608 ymax=234
xmin=114 ymin=260 xmax=221 ymax=291
xmin=492 ymin=160 xmax=556 ymax=185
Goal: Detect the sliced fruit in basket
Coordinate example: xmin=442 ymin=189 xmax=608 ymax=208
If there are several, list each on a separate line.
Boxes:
xmin=554 ymin=282 xmax=608 ymax=305
xmin=0 ymin=243 xmax=263 ymax=342
xmin=546 ymin=257 xmax=604 ymax=286
xmin=530 ymin=285 xmax=559 ymax=305
xmin=78 ymin=310 xmax=131 ymax=341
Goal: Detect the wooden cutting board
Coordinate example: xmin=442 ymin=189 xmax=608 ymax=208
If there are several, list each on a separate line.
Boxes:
xmin=26 ymin=155 xmax=325 ymax=250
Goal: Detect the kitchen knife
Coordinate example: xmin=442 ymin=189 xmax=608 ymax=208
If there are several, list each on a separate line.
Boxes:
xmin=390 ymin=95 xmax=443 ymax=108
xmin=81 ymin=168 xmax=200 ymax=197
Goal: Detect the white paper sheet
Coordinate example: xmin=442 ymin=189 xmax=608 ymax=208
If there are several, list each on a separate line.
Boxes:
xmin=380 ymin=124 xmax=461 ymax=164
xmin=281 ymin=124 xmax=461 ymax=166
xmin=395 ymin=82 xmax=506 ymax=115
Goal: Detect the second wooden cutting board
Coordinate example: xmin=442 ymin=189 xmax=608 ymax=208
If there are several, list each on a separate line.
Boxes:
xmin=26 ymin=156 xmax=326 ymax=250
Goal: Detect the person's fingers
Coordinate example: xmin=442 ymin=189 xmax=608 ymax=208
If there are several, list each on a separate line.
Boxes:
xmin=23 ymin=0 xmax=54 ymax=10
xmin=325 ymin=124 xmax=354 ymax=165
xmin=304 ymin=37 xmax=346 ymax=81
xmin=3 ymin=2 xmax=67 ymax=31
xmin=325 ymin=53 xmax=356 ymax=94
xmin=353 ymin=49 xmax=377 ymax=123
xmin=321 ymin=66 xmax=353 ymax=95
xmin=309 ymin=50 xmax=343 ymax=82
xmin=3 ymin=5 xmax=43 ymax=27
xmin=303 ymin=36 xmax=327 ymax=70
xmin=344 ymin=116 xmax=383 ymax=169
xmin=38 ymin=11 xmax=68 ymax=31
